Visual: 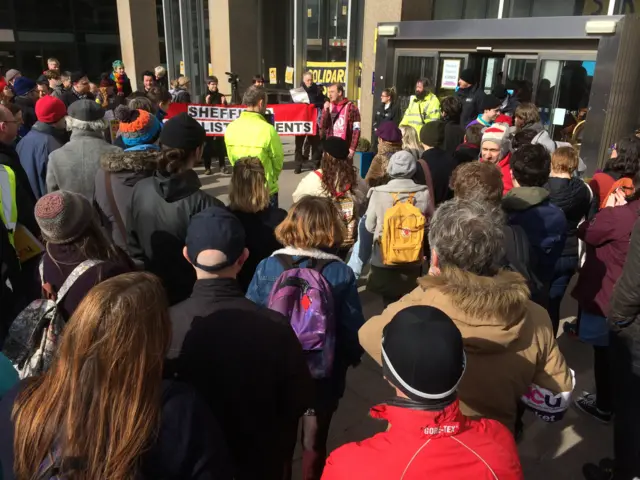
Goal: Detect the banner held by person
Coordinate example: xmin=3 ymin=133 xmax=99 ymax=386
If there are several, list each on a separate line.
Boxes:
xmin=166 ymin=103 xmax=318 ymax=137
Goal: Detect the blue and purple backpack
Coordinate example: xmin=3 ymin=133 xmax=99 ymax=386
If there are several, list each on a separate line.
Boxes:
xmin=267 ymin=255 xmax=336 ymax=379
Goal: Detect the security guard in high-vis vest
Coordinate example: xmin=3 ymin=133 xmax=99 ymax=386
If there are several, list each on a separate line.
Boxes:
xmin=400 ymin=78 xmax=441 ymax=136
xmin=0 ymin=164 xmax=17 ymax=247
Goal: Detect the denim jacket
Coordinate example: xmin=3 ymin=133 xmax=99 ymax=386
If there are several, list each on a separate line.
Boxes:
xmin=247 ymin=246 xmax=365 ymax=366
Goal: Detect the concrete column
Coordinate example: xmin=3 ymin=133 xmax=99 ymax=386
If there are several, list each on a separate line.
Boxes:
xmin=360 ymin=0 xmax=402 ymax=140
xmin=116 ymin=0 xmax=160 ymax=92
xmin=209 ymin=0 xmax=260 ymax=95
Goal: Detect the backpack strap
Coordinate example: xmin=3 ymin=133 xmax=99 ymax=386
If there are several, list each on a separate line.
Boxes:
xmin=417 ymin=158 xmax=436 ymax=214
xmin=55 ymin=260 xmax=103 ymax=305
xmin=274 ymin=254 xmax=335 ymax=273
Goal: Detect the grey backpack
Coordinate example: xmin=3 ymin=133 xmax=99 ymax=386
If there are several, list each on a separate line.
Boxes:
xmin=3 ymin=259 xmax=102 ymax=379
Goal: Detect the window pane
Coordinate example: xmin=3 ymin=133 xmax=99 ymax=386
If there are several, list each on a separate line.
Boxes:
xmin=434 ymin=0 xmax=464 ymax=19
xmin=504 ymin=0 xmax=612 ymax=17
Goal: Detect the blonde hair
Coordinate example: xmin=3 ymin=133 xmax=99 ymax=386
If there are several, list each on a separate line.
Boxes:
xmin=400 ymin=125 xmax=423 ymax=152
xmin=552 ymin=146 xmax=580 ymax=174
xmin=229 ymin=157 xmax=270 ymax=213
xmin=275 ymin=196 xmax=345 ymax=249
xmin=177 ymin=76 xmax=190 ymax=87
xmin=154 ymin=65 xmax=166 ymax=77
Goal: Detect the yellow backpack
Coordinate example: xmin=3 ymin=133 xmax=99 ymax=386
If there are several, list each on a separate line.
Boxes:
xmin=381 ymin=193 xmax=426 ymax=266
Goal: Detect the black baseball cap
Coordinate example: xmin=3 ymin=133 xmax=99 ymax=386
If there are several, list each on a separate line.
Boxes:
xmin=185 ymin=207 xmax=246 ymax=273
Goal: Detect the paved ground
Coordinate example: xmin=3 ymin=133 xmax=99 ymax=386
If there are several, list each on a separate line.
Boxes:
xmin=198 ymin=138 xmax=608 ymax=479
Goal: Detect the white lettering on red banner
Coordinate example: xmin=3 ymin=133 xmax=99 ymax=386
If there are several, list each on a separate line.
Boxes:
xmin=167 ymin=103 xmax=318 ymax=137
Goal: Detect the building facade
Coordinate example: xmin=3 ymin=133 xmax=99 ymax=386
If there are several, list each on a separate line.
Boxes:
xmin=360 ymin=0 xmax=640 ymax=172
xmin=0 ymin=0 xmax=163 ymax=91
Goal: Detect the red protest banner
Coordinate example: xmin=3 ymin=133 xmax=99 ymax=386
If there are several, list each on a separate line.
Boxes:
xmin=165 ymin=103 xmax=318 ymax=137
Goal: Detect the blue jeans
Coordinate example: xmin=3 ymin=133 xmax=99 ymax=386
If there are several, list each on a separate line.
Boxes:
xmin=548 ymin=255 xmax=578 ymax=336
xmin=347 ymin=216 xmax=374 ymax=279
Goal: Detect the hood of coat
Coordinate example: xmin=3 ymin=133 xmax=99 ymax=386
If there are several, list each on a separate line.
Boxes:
xmin=546 ymin=177 xmax=591 ymax=219
xmin=418 ymin=267 xmax=529 ymax=352
xmin=377 ymin=140 xmax=403 ymax=156
xmin=31 ymin=121 xmax=67 ymax=143
xmin=271 ymin=246 xmax=344 ymax=262
xmin=152 ymin=169 xmax=203 ymax=202
xmin=372 ymin=178 xmax=428 ymax=194
xmin=502 ymin=186 xmax=550 ymax=212
xmin=101 ymin=148 xmax=161 ymax=174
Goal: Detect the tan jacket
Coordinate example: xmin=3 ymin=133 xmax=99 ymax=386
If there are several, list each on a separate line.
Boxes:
xmin=359 ymin=267 xmax=575 ymax=431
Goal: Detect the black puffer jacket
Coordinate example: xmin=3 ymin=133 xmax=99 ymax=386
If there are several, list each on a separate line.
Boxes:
xmin=302 ymin=82 xmax=326 ymax=110
xmin=546 ymin=176 xmax=592 ymax=258
xmin=127 ymin=169 xmax=224 ymax=305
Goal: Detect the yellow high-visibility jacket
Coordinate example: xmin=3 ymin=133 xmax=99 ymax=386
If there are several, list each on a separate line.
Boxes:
xmin=399 ymin=93 xmax=441 ymax=136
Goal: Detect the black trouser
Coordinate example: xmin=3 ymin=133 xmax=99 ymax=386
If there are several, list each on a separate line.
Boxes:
xmin=611 ymin=324 xmax=640 ymax=478
xmin=203 ymin=137 xmax=226 ymax=170
xmin=295 ymin=134 xmax=322 ymax=168
xmin=594 ymin=344 xmax=612 ymax=412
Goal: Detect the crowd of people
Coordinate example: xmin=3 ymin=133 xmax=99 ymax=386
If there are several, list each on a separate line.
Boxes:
xmin=0 ymin=57 xmax=638 ymax=480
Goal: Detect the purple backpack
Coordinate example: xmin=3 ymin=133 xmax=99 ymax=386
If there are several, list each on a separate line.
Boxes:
xmin=267 ymin=256 xmax=336 ymax=379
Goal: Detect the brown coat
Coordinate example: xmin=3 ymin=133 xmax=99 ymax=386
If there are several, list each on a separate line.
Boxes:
xmin=359 ymin=267 xmax=574 ymax=431
xmin=365 ymin=140 xmax=402 ymax=188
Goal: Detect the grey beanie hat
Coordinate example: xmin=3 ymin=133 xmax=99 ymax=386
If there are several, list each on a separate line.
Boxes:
xmin=35 ymin=191 xmax=94 ymax=244
xmin=387 ymin=150 xmax=417 ymax=179
xmin=68 ymin=99 xmax=105 ymax=122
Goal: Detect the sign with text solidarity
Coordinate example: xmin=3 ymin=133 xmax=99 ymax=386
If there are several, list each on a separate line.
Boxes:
xmin=166 ymin=103 xmax=318 ymax=137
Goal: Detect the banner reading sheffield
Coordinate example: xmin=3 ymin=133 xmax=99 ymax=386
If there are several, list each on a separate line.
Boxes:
xmin=166 ymin=103 xmax=318 ymax=137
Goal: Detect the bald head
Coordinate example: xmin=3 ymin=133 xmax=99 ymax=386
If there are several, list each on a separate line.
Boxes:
xmin=182 ymin=246 xmax=249 ymax=280
xmin=0 ymin=106 xmax=17 ymax=145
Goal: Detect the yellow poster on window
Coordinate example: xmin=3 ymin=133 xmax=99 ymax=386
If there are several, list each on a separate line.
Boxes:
xmin=285 ymin=66 xmax=294 ymax=85
xmin=269 ymin=68 xmax=277 ymax=84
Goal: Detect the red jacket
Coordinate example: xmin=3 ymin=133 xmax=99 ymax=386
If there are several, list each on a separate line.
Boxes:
xmin=322 ymin=400 xmax=523 ymax=480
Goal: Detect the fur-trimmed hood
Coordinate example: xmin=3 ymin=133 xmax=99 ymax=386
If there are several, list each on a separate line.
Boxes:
xmin=417 ymin=267 xmax=530 ymax=352
xmin=100 ymin=149 xmax=160 ymax=173
xmin=271 ymin=246 xmax=344 ymax=262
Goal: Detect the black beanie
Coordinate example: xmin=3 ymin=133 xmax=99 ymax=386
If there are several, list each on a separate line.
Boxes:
xmin=459 ymin=68 xmax=475 ymax=84
xmin=323 ymin=136 xmax=350 ymax=159
xmin=160 ymin=112 xmax=206 ymax=150
xmin=481 ymin=94 xmax=502 ymax=112
xmin=382 ymin=306 xmax=465 ymax=403
xmin=419 ymin=120 xmax=445 ymax=148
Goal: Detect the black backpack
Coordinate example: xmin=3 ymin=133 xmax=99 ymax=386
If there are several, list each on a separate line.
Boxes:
xmin=502 ymin=224 xmax=548 ymax=308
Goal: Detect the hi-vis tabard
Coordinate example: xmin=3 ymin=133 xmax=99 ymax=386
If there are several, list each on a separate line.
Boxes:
xmin=0 ymin=164 xmax=17 ymax=246
xmin=400 ymin=93 xmax=441 ymax=135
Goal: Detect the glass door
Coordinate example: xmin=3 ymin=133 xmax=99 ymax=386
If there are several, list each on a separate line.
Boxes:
xmin=504 ymin=55 xmax=537 ymax=102
xmin=394 ymin=50 xmax=439 ymax=112
xmin=535 ymin=53 xmax=596 ymax=142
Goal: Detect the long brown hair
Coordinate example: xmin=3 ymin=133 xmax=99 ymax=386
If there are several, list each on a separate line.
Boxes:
xmin=320 ymin=152 xmax=358 ymax=197
xmin=229 ymin=157 xmax=270 ymax=213
xmin=12 ymin=272 xmax=171 ymax=479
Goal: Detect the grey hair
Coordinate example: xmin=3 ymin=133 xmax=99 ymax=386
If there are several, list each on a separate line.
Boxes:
xmin=65 ymin=116 xmax=109 ymax=132
xmin=242 ymin=86 xmax=267 ymax=107
xmin=155 ymin=65 xmax=166 ymax=77
xmin=428 ymin=198 xmax=505 ymax=276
